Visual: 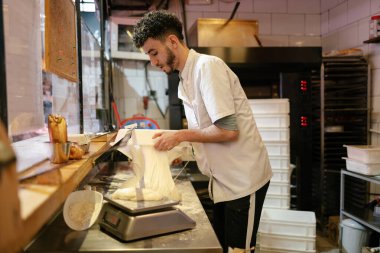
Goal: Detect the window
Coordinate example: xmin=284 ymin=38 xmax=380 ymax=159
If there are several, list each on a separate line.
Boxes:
xmin=3 ymin=0 xmax=105 ymax=142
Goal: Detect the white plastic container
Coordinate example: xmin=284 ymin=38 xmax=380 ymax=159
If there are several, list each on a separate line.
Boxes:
xmin=344 ymin=145 xmax=380 ymax=163
xmin=254 ymin=114 xmax=290 ymax=128
xmin=263 ymin=142 xmax=290 ymax=156
xmin=258 ymin=128 xmax=289 ymax=142
xmin=259 ymin=208 xmax=316 ymax=237
xmin=132 ymin=129 xmax=190 ymax=147
xmin=341 ymin=219 xmax=370 ymax=253
xmin=271 ymin=168 xmax=291 ymax=182
xmin=258 ymin=245 xmax=316 ymax=253
xmin=267 ymin=182 xmax=290 ymax=195
xmin=131 ymin=129 xmax=166 ymax=146
xmin=269 ymin=156 xmax=290 ymax=169
xmin=249 ymin=99 xmax=290 ymax=114
xmin=259 ymin=232 xmax=315 ymax=252
xmin=343 ymin=157 xmax=380 ymax=176
xmin=263 ymin=194 xmax=290 ymax=209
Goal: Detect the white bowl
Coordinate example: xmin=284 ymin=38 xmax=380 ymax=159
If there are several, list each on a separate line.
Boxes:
xmin=63 ymin=190 xmax=103 ymax=231
xmin=68 ymin=134 xmax=91 ymax=153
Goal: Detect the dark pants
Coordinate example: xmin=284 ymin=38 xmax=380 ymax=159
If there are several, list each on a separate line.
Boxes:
xmin=213 ymin=181 xmax=270 ymax=253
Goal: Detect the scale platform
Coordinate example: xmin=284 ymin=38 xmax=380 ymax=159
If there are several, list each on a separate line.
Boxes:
xmin=99 ymin=194 xmax=196 ymax=242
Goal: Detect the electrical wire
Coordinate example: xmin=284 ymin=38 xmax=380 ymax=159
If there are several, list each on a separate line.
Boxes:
xmin=228 ymin=1 xmax=240 ymax=21
xmin=144 ymin=61 xmax=167 ymax=118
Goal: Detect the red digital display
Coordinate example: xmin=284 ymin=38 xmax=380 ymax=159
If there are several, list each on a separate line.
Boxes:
xmin=301 ymin=116 xmax=308 ymax=127
xmin=104 ymin=211 xmax=120 ymax=227
xmin=300 ymin=80 xmax=308 ymax=91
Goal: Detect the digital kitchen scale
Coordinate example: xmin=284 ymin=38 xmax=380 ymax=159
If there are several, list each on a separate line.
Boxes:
xmin=99 ymin=194 xmax=196 ymax=242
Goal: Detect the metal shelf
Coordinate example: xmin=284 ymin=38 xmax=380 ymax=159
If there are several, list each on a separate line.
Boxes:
xmin=312 ymin=56 xmax=369 ymax=230
xmin=364 ymin=36 xmax=380 ymax=44
xmin=340 ymin=170 xmax=380 ymax=233
xmin=340 ymin=210 xmax=380 ymax=233
xmin=370 ymin=129 xmax=380 ymax=134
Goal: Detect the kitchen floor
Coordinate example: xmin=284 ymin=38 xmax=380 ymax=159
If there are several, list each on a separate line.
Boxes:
xmin=190 ymin=172 xmax=341 ymax=253
xmin=316 ymin=231 xmax=339 ymax=253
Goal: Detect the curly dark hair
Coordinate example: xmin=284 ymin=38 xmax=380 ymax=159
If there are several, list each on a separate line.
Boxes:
xmin=133 ymin=10 xmax=184 ymax=48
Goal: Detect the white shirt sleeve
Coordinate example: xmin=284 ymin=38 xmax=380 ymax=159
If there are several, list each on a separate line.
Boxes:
xmin=198 ymin=58 xmax=236 ymax=123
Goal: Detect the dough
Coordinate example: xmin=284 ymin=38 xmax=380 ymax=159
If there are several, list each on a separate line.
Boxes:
xmin=113 ymin=140 xmax=184 ymax=202
xmin=112 ymin=187 xmax=163 ymax=201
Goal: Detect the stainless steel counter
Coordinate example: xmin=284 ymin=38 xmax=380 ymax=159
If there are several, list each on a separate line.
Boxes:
xmin=25 ymin=180 xmax=222 ymax=253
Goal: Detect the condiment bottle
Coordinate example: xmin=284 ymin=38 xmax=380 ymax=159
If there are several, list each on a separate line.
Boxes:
xmin=370 ymin=15 xmax=380 ymax=39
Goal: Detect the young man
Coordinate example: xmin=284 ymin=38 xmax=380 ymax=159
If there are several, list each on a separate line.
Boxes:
xmin=133 ymin=10 xmax=272 ymax=253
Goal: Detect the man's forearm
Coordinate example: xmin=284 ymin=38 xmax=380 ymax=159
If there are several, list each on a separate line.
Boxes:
xmin=176 ymin=125 xmax=239 ymax=143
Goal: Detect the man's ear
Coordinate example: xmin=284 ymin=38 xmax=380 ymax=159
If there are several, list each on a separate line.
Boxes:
xmin=167 ymin=34 xmax=179 ymax=48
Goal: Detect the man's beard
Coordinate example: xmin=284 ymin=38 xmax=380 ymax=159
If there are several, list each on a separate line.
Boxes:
xmin=164 ymin=46 xmax=176 ymax=74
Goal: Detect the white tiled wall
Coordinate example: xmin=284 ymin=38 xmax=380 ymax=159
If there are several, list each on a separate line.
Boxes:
xmin=113 ymin=60 xmax=169 ymax=129
xmin=185 ymin=0 xmax=321 ymax=46
xmin=118 ymin=0 xmax=323 ymax=128
xmin=320 ymin=0 xmax=380 ymax=145
xmin=117 ymin=0 xmax=380 ymax=140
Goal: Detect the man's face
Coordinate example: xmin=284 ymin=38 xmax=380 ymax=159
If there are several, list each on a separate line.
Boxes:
xmin=142 ymin=38 xmax=177 ymax=74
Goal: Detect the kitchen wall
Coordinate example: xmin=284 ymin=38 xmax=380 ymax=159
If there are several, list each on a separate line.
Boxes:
xmin=113 ymin=60 xmax=170 ymax=129
xmin=185 ymin=0 xmax=321 ymax=46
xmin=320 ymin=0 xmax=380 ymax=145
xmin=115 ymin=0 xmax=322 ymax=129
xmin=117 ymin=0 xmax=380 ymax=143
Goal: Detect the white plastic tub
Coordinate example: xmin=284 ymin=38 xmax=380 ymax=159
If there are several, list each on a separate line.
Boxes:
xmin=269 ymin=156 xmax=290 ymax=169
xmin=263 ymin=194 xmax=290 ymax=209
xmin=259 ymin=232 xmax=316 ymax=252
xmin=267 ymin=182 xmax=290 ymax=195
xmin=271 ymin=168 xmax=291 ymax=182
xmin=258 ymin=245 xmax=316 ymax=253
xmin=254 ymin=114 xmax=290 ymax=128
xmin=259 ymin=208 xmax=316 ymax=237
xmin=343 ymin=157 xmax=380 ymax=175
xmin=131 ymin=129 xmax=190 ymax=147
xmin=132 ymin=129 xmax=165 ymax=146
xmin=264 ymin=142 xmax=290 ymax=156
xmin=344 ymin=145 xmax=380 ymax=163
xmin=258 ymin=128 xmax=289 ymax=142
xmin=249 ymin=99 xmax=289 ymax=114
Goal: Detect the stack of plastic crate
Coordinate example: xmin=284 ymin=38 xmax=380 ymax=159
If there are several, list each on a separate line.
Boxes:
xmin=249 ymin=99 xmax=291 ymax=209
xmin=257 ymin=208 xmax=316 ymax=253
xmin=343 ymin=145 xmax=380 ymax=176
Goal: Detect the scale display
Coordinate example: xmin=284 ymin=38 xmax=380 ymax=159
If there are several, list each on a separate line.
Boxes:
xmin=104 ymin=210 xmax=121 ymax=227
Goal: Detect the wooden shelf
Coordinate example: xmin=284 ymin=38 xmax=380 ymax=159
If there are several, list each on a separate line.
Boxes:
xmin=5 ymin=134 xmax=115 ymax=252
xmin=364 ymin=36 xmax=380 ymax=43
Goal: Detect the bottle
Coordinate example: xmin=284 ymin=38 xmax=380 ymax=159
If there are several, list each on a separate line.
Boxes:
xmin=369 ymin=15 xmax=380 ymax=39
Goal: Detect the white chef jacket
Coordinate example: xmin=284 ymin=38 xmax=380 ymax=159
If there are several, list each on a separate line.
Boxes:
xmin=178 ymin=49 xmax=272 ymax=203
